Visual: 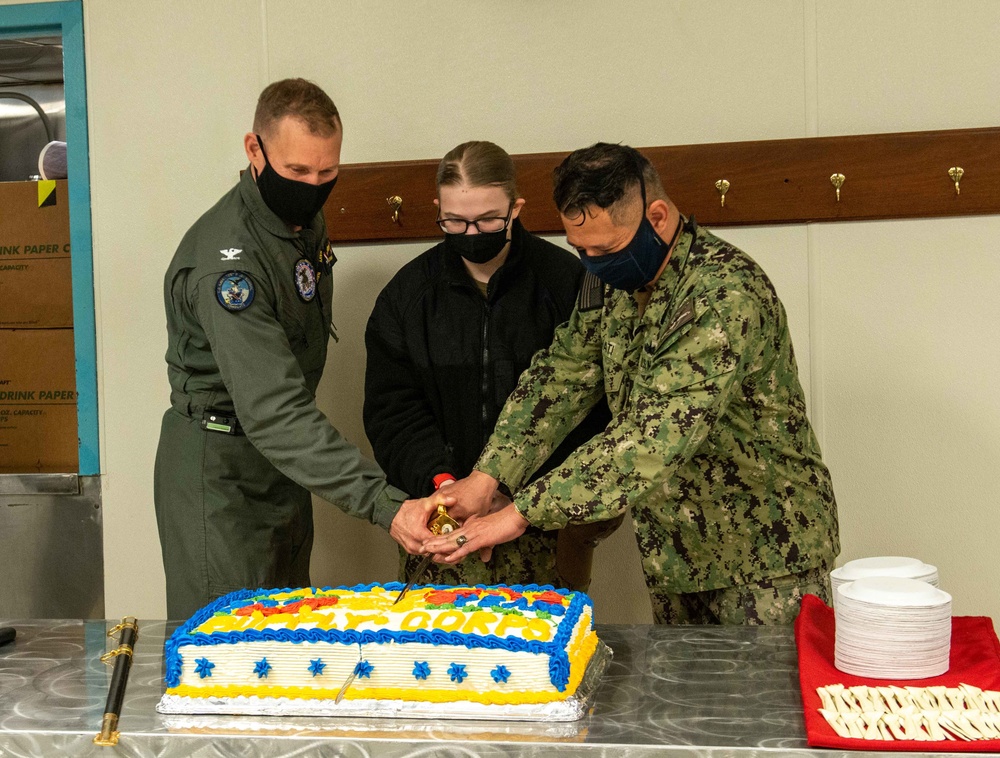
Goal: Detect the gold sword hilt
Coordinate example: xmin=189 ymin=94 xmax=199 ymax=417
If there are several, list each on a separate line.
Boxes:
xmin=391 ymin=503 xmax=461 ymax=607
xmin=428 ymin=503 xmax=459 ymax=535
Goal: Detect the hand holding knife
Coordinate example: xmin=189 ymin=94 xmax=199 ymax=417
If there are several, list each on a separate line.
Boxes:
xmin=393 ymin=503 xmax=460 ymax=605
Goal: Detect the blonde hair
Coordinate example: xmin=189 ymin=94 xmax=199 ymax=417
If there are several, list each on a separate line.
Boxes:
xmin=436 ymin=141 xmax=518 ymax=201
xmin=253 ymin=78 xmax=340 ymax=138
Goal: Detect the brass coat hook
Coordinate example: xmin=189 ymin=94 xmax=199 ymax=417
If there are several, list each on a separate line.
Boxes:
xmin=387 ymin=195 xmax=403 ymax=224
xmin=830 ymin=173 xmax=845 ymax=202
xmin=715 ymin=179 xmax=730 ymax=208
xmin=948 ymin=167 xmax=964 ymax=196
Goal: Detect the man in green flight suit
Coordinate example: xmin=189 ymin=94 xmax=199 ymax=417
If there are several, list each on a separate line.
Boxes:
xmin=154 ymin=79 xmax=415 ymax=619
xmin=416 ymin=143 xmax=841 ymax=625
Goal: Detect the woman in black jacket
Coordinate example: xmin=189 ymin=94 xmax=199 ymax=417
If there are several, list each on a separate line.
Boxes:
xmin=364 ymin=141 xmax=616 ymax=589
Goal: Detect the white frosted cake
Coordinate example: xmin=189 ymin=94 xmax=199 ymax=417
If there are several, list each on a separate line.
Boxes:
xmin=157 ymin=583 xmax=606 ymax=720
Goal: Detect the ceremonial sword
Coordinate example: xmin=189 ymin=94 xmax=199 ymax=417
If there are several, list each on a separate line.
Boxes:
xmin=335 ymin=504 xmax=461 ymax=704
xmin=392 ymin=503 xmax=460 ymax=605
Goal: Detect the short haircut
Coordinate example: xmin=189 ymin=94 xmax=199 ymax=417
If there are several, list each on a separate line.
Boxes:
xmin=552 ymin=143 xmax=667 ymax=224
xmin=253 ymin=78 xmax=340 ymax=138
xmin=436 ymin=141 xmax=519 ymax=201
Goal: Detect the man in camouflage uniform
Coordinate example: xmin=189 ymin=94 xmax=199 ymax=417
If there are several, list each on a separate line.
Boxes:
xmin=414 ymin=143 xmax=840 ymax=624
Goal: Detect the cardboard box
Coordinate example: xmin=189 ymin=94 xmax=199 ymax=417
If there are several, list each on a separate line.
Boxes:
xmin=0 ymin=180 xmax=73 ymax=328
xmin=0 ymin=328 xmax=78 ymax=473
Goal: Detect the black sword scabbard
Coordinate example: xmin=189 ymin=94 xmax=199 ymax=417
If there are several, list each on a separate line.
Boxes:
xmin=94 ymin=616 xmax=139 ymax=747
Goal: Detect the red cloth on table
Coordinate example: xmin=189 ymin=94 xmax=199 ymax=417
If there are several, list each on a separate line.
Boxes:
xmin=795 ymin=593 xmax=1000 ymax=751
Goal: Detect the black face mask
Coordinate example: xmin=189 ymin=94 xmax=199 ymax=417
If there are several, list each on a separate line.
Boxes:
xmin=577 ymin=174 xmax=680 ymax=291
xmin=253 ymin=134 xmax=337 ymax=228
xmin=442 ymin=206 xmax=514 ymax=264
xmin=443 ymin=228 xmax=510 ymax=264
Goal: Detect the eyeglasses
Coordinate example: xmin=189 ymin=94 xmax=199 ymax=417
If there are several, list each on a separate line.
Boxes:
xmin=436 ymin=205 xmax=513 ymax=235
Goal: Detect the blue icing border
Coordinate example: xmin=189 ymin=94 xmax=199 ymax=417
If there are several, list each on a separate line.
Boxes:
xmin=163 ymin=582 xmax=593 ymax=691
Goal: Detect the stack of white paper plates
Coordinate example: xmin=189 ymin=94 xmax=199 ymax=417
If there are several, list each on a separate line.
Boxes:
xmin=831 ymin=557 xmax=939 ymax=607
xmin=835 ymin=577 xmax=952 ymax=679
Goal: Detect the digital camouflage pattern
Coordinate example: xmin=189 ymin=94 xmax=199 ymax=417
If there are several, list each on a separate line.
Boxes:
xmin=476 ymin=219 xmax=840 ymax=609
xmin=650 ymin=565 xmax=832 ymax=625
xmin=400 ymin=526 xmax=560 ymax=588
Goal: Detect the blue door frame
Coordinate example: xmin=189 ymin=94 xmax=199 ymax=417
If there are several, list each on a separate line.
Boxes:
xmin=1 ymin=0 xmax=98 ymax=475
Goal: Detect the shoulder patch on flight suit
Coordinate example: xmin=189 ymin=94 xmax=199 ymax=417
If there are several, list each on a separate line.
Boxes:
xmin=577 ymin=271 xmax=605 ymax=312
xmin=665 ymin=298 xmax=696 ymax=335
xmin=294 ymin=258 xmax=317 ymax=302
xmin=215 ymin=271 xmax=256 ymax=311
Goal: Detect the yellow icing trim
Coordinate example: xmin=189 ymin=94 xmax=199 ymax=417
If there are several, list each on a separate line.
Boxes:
xmin=170 ymin=629 xmax=600 ymax=706
xmin=169 ymin=683 xmax=556 ymax=705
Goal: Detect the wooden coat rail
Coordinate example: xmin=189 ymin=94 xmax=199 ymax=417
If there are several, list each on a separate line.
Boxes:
xmin=322 ymin=127 xmax=1000 ymax=244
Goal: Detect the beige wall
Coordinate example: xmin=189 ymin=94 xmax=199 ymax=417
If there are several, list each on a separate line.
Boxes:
xmin=67 ymin=0 xmax=1000 ymax=623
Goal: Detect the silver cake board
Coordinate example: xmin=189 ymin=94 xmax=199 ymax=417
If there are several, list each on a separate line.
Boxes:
xmin=156 ymin=641 xmax=612 ymax=723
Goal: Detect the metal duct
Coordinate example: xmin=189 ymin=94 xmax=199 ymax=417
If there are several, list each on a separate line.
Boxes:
xmin=0 ymin=36 xmax=65 ymax=182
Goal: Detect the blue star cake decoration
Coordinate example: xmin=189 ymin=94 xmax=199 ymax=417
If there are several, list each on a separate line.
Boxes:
xmin=448 ymin=663 xmax=467 ymax=683
xmin=194 ymin=657 xmax=215 ymax=679
xmin=491 ymin=665 xmax=511 ymax=684
xmin=253 ymin=657 xmax=271 ymax=679
xmin=354 ymin=660 xmax=374 ymax=678
xmin=412 ymin=661 xmax=430 ymax=680
xmin=308 ymin=658 xmax=326 ymax=677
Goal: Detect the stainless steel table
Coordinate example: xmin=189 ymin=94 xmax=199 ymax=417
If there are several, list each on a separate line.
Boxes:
xmin=0 ymin=620 xmax=973 ymax=756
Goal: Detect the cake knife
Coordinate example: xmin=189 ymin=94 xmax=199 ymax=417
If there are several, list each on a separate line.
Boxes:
xmin=393 ymin=504 xmax=459 ymax=605
xmin=335 ymin=646 xmax=362 ymax=704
